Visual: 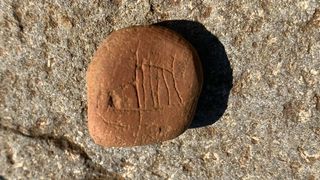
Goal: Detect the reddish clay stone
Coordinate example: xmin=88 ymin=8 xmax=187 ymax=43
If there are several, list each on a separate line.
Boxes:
xmin=87 ymin=25 xmax=203 ymax=147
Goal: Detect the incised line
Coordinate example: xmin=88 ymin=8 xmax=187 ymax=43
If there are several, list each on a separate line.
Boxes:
xmin=142 ymin=64 xmax=173 ymax=74
xmin=112 ymin=108 xmax=163 ymax=112
xmin=97 ymin=112 xmax=127 ymax=128
xmin=172 ymin=54 xmax=183 ymax=104
xmin=149 ymin=56 xmax=157 ymax=108
xmin=108 ymin=81 xmax=136 ymax=95
xmin=157 ymin=69 xmax=160 ymax=108
xmin=162 ymin=69 xmax=171 ymax=105
xmin=135 ymin=42 xmax=142 ymax=109
xmin=134 ymin=39 xmax=142 ymax=144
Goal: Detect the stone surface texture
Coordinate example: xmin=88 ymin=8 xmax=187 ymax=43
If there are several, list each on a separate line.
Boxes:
xmin=0 ymin=0 xmax=319 ymax=179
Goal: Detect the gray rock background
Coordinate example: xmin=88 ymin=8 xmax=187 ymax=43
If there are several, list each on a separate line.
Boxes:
xmin=1 ymin=0 xmax=319 ymax=179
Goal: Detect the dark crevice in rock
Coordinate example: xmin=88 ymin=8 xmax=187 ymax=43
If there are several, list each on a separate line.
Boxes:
xmin=80 ymin=101 xmax=88 ymax=123
xmin=0 ymin=123 xmax=123 ymax=180
xmin=12 ymin=10 xmax=24 ymax=32
xmin=4 ymin=144 xmax=15 ymax=165
xmin=11 ymin=3 xmax=25 ymax=42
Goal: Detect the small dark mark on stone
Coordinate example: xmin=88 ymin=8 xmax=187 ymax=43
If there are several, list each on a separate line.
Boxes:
xmin=5 ymin=145 xmax=15 ymax=165
xmin=48 ymin=16 xmax=58 ymax=28
xmin=108 ymin=96 xmax=114 ymax=108
xmin=201 ymin=6 xmax=212 ymax=18
xmin=182 ymin=163 xmax=193 ymax=172
xmin=110 ymin=0 xmax=122 ymax=7
xmin=252 ymin=42 xmax=258 ymax=48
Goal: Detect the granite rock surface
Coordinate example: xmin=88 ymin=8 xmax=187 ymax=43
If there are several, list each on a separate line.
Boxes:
xmin=0 ymin=0 xmax=319 ymax=179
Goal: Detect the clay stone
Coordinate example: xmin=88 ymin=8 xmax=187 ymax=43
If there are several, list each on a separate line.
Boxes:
xmin=87 ymin=25 xmax=203 ymax=147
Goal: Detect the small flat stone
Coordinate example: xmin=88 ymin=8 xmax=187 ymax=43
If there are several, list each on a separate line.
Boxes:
xmin=87 ymin=25 xmax=203 ymax=147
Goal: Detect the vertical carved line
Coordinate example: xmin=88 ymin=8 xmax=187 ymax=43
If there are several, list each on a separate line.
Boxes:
xmin=172 ymin=54 xmax=183 ymax=104
xmin=142 ymin=63 xmax=146 ymax=109
xmin=157 ymin=69 xmax=160 ymax=108
xmin=149 ymin=57 xmax=157 ymax=108
xmin=135 ymin=41 xmax=142 ymax=109
xmin=162 ymin=70 xmax=171 ymax=105
xmin=134 ymin=40 xmax=142 ymax=144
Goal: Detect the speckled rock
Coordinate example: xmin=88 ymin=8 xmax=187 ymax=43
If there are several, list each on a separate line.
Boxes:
xmin=0 ymin=0 xmax=319 ymax=179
